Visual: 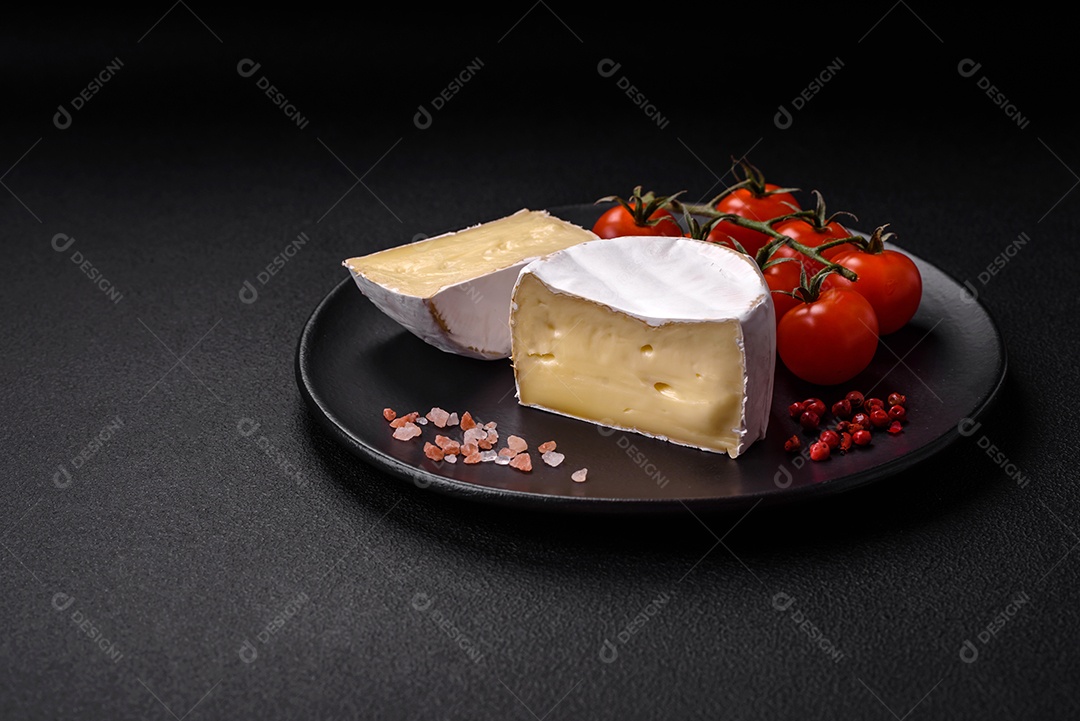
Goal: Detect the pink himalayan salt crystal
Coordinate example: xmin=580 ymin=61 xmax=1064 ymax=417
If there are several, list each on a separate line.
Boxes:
xmin=463 ymin=427 xmax=487 ymax=446
xmin=507 ymin=435 xmax=528 ymax=454
xmin=392 ymin=423 xmax=422 ymax=441
xmin=509 ymin=453 xmax=532 ymax=472
xmin=434 ymin=435 xmax=460 ymax=455
xmin=446 ymin=412 xmax=459 ymax=427
xmin=538 ymin=441 xmax=557 ymax=453
xmin=425 ymin=407 xmax=450 ymax=428
xmin=571 ymin=468 xmax=588 ymax=483
xmin=541 ymin=451 xmax=565 ymax=468
xmin=389 ymin=412 xmax=418 ymax=428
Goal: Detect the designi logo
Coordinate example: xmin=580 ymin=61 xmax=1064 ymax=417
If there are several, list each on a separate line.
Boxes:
xmin=52 ymin=592 xmax=75 ymax=612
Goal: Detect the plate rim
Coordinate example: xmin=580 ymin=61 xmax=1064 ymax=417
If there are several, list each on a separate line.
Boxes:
xmin=295 ymin=211 xmax=1008 ymax=514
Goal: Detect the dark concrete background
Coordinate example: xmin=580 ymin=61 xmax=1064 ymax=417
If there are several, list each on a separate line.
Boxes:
xmin=2 ymin=5 xmax=1077 ymax=719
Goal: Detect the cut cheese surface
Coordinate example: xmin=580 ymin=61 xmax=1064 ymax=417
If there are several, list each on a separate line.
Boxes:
xmin=343 ymin=209 xmax=597 ymax=359
xmin=510 ymin=236 xmax=775 ymax=458
xmin=345 ymin=209 xmax=595 ymax=298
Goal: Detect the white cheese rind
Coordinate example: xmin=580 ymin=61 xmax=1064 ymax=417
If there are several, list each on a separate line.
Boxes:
xmin=346 ymin=263 xmax=522 ymax=360
xmin=343 ymin=209 xmax=598 ymax=360
xmin=510 ymin=236 xmax=775 ymax=457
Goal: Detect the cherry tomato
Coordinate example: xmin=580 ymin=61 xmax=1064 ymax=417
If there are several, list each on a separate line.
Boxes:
xmin=593 ymin=203 xmax=682 ymax=238
xmin=822 ymin=248 xmax=922 ymax=334
xmin=763 ymin=258 xmax=802 ymax=327
xmin=706 ymin=184 xmax=800 ymax=257
xmin=777 ymin=287 xmax=879 ymax=386
xmin=774 ymin=218 xmax=852 ymax=274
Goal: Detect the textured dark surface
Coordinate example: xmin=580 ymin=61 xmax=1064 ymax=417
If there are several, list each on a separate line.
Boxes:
xmin=3 ymin=7 xmax=1078 ymax=720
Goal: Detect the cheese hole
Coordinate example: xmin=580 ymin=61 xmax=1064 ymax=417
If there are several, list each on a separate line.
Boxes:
xmin=640 ymin=344 xmax=653 ymax=355
xmin=654 ymin=382 xmax=676 ymax=398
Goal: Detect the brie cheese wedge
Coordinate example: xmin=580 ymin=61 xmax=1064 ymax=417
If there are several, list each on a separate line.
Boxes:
xmin=343 ymin=209 xmax=597 ymax=359
xmin=510 ymin=236 xmax=775 ymax=458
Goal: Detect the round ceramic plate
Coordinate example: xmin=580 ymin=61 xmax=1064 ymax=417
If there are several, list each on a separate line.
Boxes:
xmin=296 ymin=205 xmax=1006 ymax=513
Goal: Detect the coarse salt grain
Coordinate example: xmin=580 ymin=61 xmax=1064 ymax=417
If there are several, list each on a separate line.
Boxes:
xmin=423 ymin=442 xmax=444 ymax=461
xmin=463 ymin=452 xmax=482 ymax=464
xmin=383 ymin=408 xmax=397 ymax=422
xmin=509 ymin=453 xmax=533 ymax=472
xmin=538 ymin=441 xmax=557 ymax=453
xmin=392 ymin=423 xmax=421 ymax=441
xmin=460 ymin=412 xmax=477 ymax=430
xmin=480 ymin=450 xmax=498 ymax=463
xmin=541 ymin=451 xmax=565 ymax=468
xmin=426 ymin=407 xmax=450 ymax=428
xmin=494 ymin=455 xmax=511 ymax=466
xmin=571 ymin=468 xmax=587 ymax=483
xmin=507 ymin=435 xmax=528 ymax=453
xmin=463 ymin=428 xmax=487 ymax=446
xmin=390 ymin=412 xmax=418 ymax=428
xmin=444 ymin=454 xmax=457 ymax=464
xmin=447 ymin=412 xmax=459 ymax=427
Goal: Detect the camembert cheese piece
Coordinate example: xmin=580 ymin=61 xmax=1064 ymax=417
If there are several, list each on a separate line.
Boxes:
xmin=510 ymin=236 xmax=775 ymax=458
xmin=343 ymin=209 xmax=598 ymax=359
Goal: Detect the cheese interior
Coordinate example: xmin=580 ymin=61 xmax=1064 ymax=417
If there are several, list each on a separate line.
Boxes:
xmin=512 ymin=273 xmax=746 ymax=454
xmin=343 ymin=210 xmax=596 ymax=298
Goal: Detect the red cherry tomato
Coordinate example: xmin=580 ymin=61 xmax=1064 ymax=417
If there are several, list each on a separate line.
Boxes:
xmin=593 ymin=203 xmax=682 ymax=238
xmin=777 ymin=287 xmax=879 ymax=386
xmin=822 ymin=248 xmax=922 ymax=334
xmin=773 ymin=218 xmax=852 ymax=274
xmin=706 ymin=184 xmax=800 ymax=257
xmin=763 ymin=258 xmax=803 ymax=327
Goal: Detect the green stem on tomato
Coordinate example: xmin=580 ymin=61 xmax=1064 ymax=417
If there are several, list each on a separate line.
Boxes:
xmin=780 ymin=264 xmax=847 ymax=303
xmin=814 ymin=236 xmax=863 ymax=253
xmin=705 ymin=158 xmax=800 ymax=206
xmin=677 ymin=205 xmax=731 ymax=244
xmin=672 ymin=199 xmax=858 ymax=281
xmin=805 ymin=189 xmax=858 ymax=230
xmin=838 ymin=224 xmax=894 ymax=254
xmin=594 ymin=186 xmax=687 ymax=228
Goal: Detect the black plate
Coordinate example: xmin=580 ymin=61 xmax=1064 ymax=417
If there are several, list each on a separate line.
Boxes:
xmin=296 ymin=205 xmax=1007 ymax=513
